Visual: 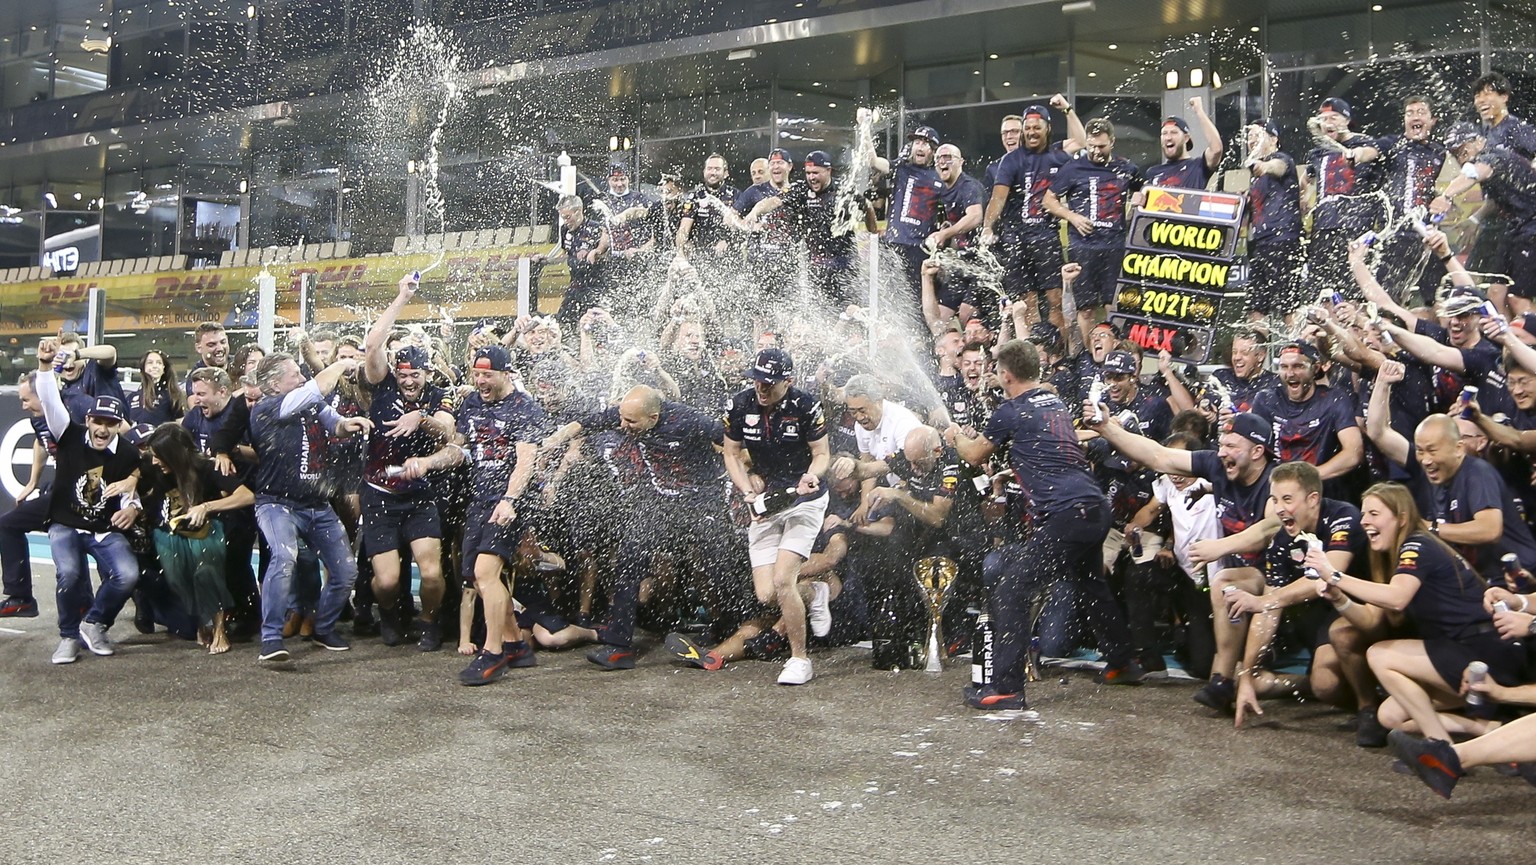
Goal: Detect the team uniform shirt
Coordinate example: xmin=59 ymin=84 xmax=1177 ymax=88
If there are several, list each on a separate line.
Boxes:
xmin=992 ymin=145 xmax=1073 ymax=238
xmin=724 ymin=387 xmax=829 ymax=503
xmin=1072 ymin=351 xmax=1108 ymax=412
xmin=363 ymin=373 xmax=453 ymax=496
xmin=1375 ymin=134 xmax=1447 ymax=213
xmin=129 ymin=386 xmax=178 ymax=426
xmin=602 ymin=189 xmax=652 ymax=253
xmin=1263 ymin=498 xmax=1368 ymax=588
xmin=937 ymin=173 xmax=986 ymax=250
xmin=679 ymin=183 xmax=739 ymax=252
xmin=642 ymin=199 xmax=685 ymax=256
xmin=1483 ymin=114 xmax=1536 ymax=162
xmin=774 ymin=180 xmax=857 ymax=266
xmin=1250 ymin=384 xmax=1359 ymax=468
xmin=1152 ymin=474 xmax=1218 ymax=582
xmin=578 ymin=402 xmax=724 ymax=500
xmin=734 ymin=181 xmax=795 ymax=264
xmin=1357 ymin=355 xmax=1439 ymax=480
xmin=1248 ymin=152 xmax=1303 ymax=245
xmin=60 ymin=360 xmax=126 ymax=425
xmin=1210 ymin=367 xmax=1279 ymax=414
xmin=1189 ymin=449 xmax=1274 ymax=569
xmin=248 ymin=381 xmax=344 ymax=507
xmin=1047 ymin=155 xmax=1143 ymax=249
xmin=1306 ymin=134 xmax=1385 ymax=231
xmin=1473 ymin=146 xmax=1536 ymax=238
xmin=28 ymin=414 xmax=56 ymax=461
xmin=1144 ymin=154 xmax=1213 ymax=190
xmin=1406 ymin=453 xmax=1536 ymax=582
xmin=455 ymin=389 xmax=550 ymax=505
xmin=884 ymin=161 xmax=945 ymax=248
xmin=1394 ymin=533 xmax=1503 ymax=640
xmin=560 ymin=217 xmax=608 ymax=285
xmin=934 ymin=372 xmax=981 ymax=430
xmin=983 ymin=386 xmax=1103 ymax=518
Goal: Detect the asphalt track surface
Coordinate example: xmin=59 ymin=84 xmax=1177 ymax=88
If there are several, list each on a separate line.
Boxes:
xmin=0 ymin=583 xmax=1526 ymax=864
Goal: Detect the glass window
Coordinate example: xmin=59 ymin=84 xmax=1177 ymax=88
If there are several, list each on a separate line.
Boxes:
xmin=905 ymin=59 xmax=985 ymax=111
xmin=2 ymin=59 xmax=50 ymax=109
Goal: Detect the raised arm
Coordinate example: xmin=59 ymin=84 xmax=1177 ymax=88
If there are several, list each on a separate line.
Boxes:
xmin=365 ymin=275 xmax=416 ymax=385
xmin=1365 ymin=361 xmax=1411 ymax=467
xmin=1085 ymin=410 xmax=1196 ymax=476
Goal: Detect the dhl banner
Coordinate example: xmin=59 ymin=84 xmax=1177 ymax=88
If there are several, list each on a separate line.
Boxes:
xmin=0 ymin=244 xmax=564 ymax=336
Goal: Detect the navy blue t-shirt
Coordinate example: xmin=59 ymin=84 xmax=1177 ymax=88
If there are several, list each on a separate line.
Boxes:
xmin=776 ymin=180 xmax=856 ymax=263
xmin=983 ymin=386 xmax=1103 ymax=516
xmin=938 ymin=173 xmax=986 ymax=250
xmin=455 ymin=389 xmax=551 ymax=504
xmin=1248 ymin=152 xmax=1302 ymax=244
xmin=1395 ymin=532 xmax=1500 ymax=640
xmin=724 ymin=386 xmax=828 ymax=495
xmin=1048 ymin=155 xmax=1143 ymax=249
xmin=1307 ymin=133 xmax=1384 ymax=230
xmin=364 ymin=373 xmax=452 ymax=495
xmin=1375 ymin=135 xmax=1447 ymax=213
xmin=129 ymin=386 xmax=179 ymax=426
xmin=560 ymin=216 xmax=608 ymax=283
xmin=1263 ymin=498 xmax=1368 ymax=587
xmin=1190 ymin=449 xmax=1274 ymax=569
xmin=735 ymin=181 xmax=795 ymax=258
xmin=182 ymin=400 xmax=239 ymax=454
xmin=1476 ymin=146 xmax=1536 ymax=237
xmin=602 ymin=189 xmax=652 ymax=251
xmin=1211 ymin=367 xmax=1280 ymax=414
xmin=60 ymin=359 xmax=126 ymax=425
xmin=1145 ymin=154 xmax=1213 ymax=190
xmin=581 ymin=401 xmax=724 ymax=499
xmin=1483 ymin=114 xmax=1536 ymax=162
xmin=249 ymin=384 xmax=341 ymax=507
xmin=884 ymin=161 xmax=946 ymax=247
xmin=1407 ymin=453 xmax=1536 ymax=582
xmin=1250 ymin=384 xmax=1359 ymax=468
xmin=993 ymin=145 xmax=1072 ymax=235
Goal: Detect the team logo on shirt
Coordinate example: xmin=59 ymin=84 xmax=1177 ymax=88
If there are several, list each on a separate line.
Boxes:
xmin=745 ymin=414 xmax=760 ymax=426
xmin=783 ymin=423 xmax=799 ymax=437
xmin=72 ymin=466 xmax=106 ymax=519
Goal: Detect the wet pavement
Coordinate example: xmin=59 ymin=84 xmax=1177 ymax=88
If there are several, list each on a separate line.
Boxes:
xmin=0 ymin=584 xmax=1525 ymax=864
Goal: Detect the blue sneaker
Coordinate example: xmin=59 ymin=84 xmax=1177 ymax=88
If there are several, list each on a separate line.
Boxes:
xmin=312 ymin=631 xmax=350 ymax=652
xmin=586 ymin=643 xmax=636 ymax=670
xmin=502 ymin=640 xmax=538 ymax=668
xmin=459 ymin=650 xmax=509 ymax=686
xmin=963 ymin=684 xmax=1028 ymax=710
xmin=257 ymin=640 xmax=291 ymax=664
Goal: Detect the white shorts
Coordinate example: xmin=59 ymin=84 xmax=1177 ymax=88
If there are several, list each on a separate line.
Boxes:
xmin=1102 ymin=527 xmax=1165 ymax=571
xmin=747 ymin=494 xmax=830 ymax=569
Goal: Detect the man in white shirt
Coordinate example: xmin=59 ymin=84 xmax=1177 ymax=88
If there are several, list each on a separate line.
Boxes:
xmin=843 ymin=374 xmax=924 ymax=510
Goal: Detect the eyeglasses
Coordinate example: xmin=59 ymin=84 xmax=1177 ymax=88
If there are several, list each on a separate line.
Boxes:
xmin=935 ymin=155 xmax=958 ymax=162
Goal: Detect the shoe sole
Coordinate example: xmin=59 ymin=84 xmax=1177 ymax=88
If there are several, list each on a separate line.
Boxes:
xmin=777 ymin=674 xmax=813 ymax=685
xmin=51 ymin=651 xmax=79 ymax=665
xmin=1 ymin=608 xmax=39 ymax=618
xmin=663 ymin=633 xmax=709 ymax=668
xmin=459 ymin=665 xmax=509 ymax=686
xmin=587 ymin=651 xmax=635 ymax=670
xmin=314 ymin=640 xmax=350 ymax=652
xmin=78 ymin=631 xmax=114 ymax=657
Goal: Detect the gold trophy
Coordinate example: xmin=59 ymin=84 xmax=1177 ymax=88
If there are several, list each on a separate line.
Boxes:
xmin=913 ymin=556 xmax=958 ymax=673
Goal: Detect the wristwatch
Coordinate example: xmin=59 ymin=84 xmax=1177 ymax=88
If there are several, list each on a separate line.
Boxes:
xmin=1328 ymin=572 xmax=1343 ymax=585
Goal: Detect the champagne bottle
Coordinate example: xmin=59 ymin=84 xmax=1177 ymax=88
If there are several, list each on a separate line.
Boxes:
xmin=751 ymin=487 xmax=800 ymax=517
xmin=971 ymin=611 xmax=993 ymax=687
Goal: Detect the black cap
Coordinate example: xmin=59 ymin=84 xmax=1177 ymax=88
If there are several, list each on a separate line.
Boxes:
xmin=1444 ymin=121 xmax=1483 ymax=152
xmin=767 ymin=148 xmax=793 ymax=164
xmin=804 ymin=150 xmax=833 ymax=168
xmin=1228 ymin=412 xmax=1274 ymax=452
xmin=1103 ymin=351 xmax=1138 ymax=376
xmin=1249 ymin=118 xmax=1282 ymax=140
xmin=1162 ymin=116 xmax=1191 ymax=134
xmin=1021 ymin=104 xmax=1051 ymax=123
xmin=86 ymin=395 xmax=125 ymax=423
xmin=1026 ymin=322 xmax=1062 ymax=348
xmin=394 ymin=345 xmax=431 ymax=371
xmin=608 ymin=161 xmax=628 ymax=176
xmin=908 ymin=125 xmax=940 ymax=145
xmin=472 ymin=345 xmax=512 ymax=372
xmin=1318 ymin=97 xmax=1352 ymax=120
xmin=124 ymin=422 xmax=155 ymax=447
xmin=748 ymin=347 xmax=794 ymax=383
xmin=1279 ymin=341 xmax=1320 ymax=364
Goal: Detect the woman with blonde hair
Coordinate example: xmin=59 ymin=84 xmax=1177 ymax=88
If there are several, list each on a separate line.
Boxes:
xmin=1305 ymin=482 xmax=1525 ymax=749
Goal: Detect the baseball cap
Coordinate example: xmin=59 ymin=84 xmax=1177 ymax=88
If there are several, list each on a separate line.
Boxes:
xmin=124 ymin=422 xmax=155 ymax=447
xmin=1026 ymin=322 xmax=1062 ymax=348
xmin=908 ymin=125 xmax=940 ymax=145
xmin=1228 ymin=412 xmax=1274 ymax=452
xmin=1162 ymin=116 xmax=1192 ymax=135
xmin=1021 ymin=104 xmax=1051 ymax=123
xmin=394 ymin=345 xmax=430 ymax=371
xmin=1318 ymin=97 xmax=1352 ymax=120
xmin=1249 ymin=118 xmax=1282 ymax=140
xmin=804 ymin=150 xmax=833 ymax=168
xmin=767 ymin=148 xmax=792 ymax=164
xmin=748 ymin=347 xmax=794 ymax=383
xmin=1102 ymin=351 xmax=1139 ymax=376
xmin=1279 ymin=341 xmax=1320 ymax=364
xmin=1444 ymin=121 xmax=1483 ymax=152
xmin=86 ymin=395 xmax=125 ymax=423
xmin=659 ymin=165 xmax=685 ymax=183
xmin=472 ymin=345 xmax=512 ymax=372
xmin=608 ymin=161 xmax=628 ymax=176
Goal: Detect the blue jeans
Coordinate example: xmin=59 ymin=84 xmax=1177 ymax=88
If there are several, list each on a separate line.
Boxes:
xmin=255 ymin=500 xmax=358 ymax=642
xmin=50 ymin=525 xmax=140 ymax=640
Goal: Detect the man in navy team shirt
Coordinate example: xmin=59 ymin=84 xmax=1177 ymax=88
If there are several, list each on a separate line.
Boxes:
xmin=871 ymin=119 xmax=947 ymax=327
xmin=951 ymin=339 xmax=1141 ymax=710
xmin=1379 ymin=283 xmax=1514 ymax=419
xmin=733 ymin=148 xmax=796 ymax=297
xmin=926 ymin=143 xmax=987 ymax=320
xmin=1374 ymin=95 xmax=1448 ymax=301
xmin=247 ymin=350 xmax=374 ymax=665
xmin=1466 ymin=71 xmax=1536 ymax=288
xmin=1243 ymin=119 xmax=1303 ymax=322
xmin=980 ymin=96 xmax=1083 ymax=338
xmin=1303 ymin=98 xmax=1383 ymax=295
xmin=1249 ymin=341 xmax=1364 ymax=498
xmin=739 ymin=151 xmax=860 ymax=307
xmin=1210 ymin=329 xmax=1279 ymax=414
xmin=1144 ymin=96 xmax=1224 ymax=190
xmin=1043 ymin=117 xmax=1144 ymax=346
xmin=983 ymin=114 xmax=1024 ymax=193
xmin=1433 ymin=123 xmax=1536 ymax=317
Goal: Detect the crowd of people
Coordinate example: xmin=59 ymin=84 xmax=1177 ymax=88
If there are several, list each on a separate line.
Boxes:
xmin=5 ymin=70 xmax=1536 ymax=802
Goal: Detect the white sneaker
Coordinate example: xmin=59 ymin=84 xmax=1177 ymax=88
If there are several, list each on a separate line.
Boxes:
xmin=77 ymin=621 xmax=114 ymax=656
xmin=51 ymin=638 xmax=81 ymax=665
xmin=807 ymin=581 xmax=833 ymax=638
xmin=777 ymin=656 xmax=813 ymax=685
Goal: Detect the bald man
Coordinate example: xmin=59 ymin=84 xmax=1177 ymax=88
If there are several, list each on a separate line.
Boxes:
xmin=926 ymin=144 xmax=988 ymax=320
xmin=1366 ymin=398 xmax=1536 ymax=586
xmin=538 ymin=386 xmax=730 ymax=669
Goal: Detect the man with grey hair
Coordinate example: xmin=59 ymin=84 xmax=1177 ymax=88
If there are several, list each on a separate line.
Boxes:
xmin=247 ymin=351 xmax=374 ymax=665
xmin=837 ymin=374 xmax=925 ymax=521
xmin=534 ymin=194 xmax=610 ymax=330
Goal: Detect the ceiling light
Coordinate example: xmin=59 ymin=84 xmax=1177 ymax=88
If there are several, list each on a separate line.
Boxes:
xmin=1251 ymin=25 xmax=1260 ymax=32
xmin=1061 ymin=0 xmax=1096 ymax=13
xmin=1107 ymin=43 xmax=1118 ymax=49
xmin=1088 ymin=71 xmax=1098 ymax=77
xmin=828 ymin=102 xmax=837 ymax=108
xmin=1190 ymin=67 xmax=1204 ymax=87
xmin=989 ymin=53 xmax=999 ymax=59
xmin=1371 ymin=4 xmax=1382 ymax=10
xmin=1165 ymin=69 xmax=1179 ymax=89
xmin=727 ymin=48 xmax=757 ymax=61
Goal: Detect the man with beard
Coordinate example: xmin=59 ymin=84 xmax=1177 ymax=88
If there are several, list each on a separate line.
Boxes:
xmin=1043 ymin=118 xmax=1144 ymax=344
xmin=927 ymin=143 xmax=987 ymax=321
xmin=733 ymin=148 xmax=796 ymax=298
xmin=871 ymin=121 xmax=947 ymax=325
xmin=723 ymin=348 xmax=831 ymax=685
xmin=1094 ymin=410 xmax=1278 ymax=712
xmin=675 ymin=153 xmax=738 ymax=266
xmin=602 ymin=163 xmax=653 ymax=286
xmin=443 ymin=345 xmax=550 ymax=685
xmin=1244 ymin=120 xmax=1304 ymax=322
xmin=1210 ymin=329 xmax=1279 ymax=414
xmin=1144 ymin=96 xmax=1224 ymax=190
xmin=1249 ymin=342 xmax=1364 ymax=497
xmin=1432 ymin=123 xmax=1536 ymax=317
xmin=1375 ymin=96 xmax=1448 ymax=301
xmin=739 ymin=151 xmax=859 ymax=307
xmin=1379 ymin=282 xmax=1513 ymax=419
xmin=981 ymin=96 xmax=1084 ymax=336
xmin=360 ymin=276 xmax=459 ymax=651
xmin=1303 ymin=98 xmax=1383 ymax=293
xmin=537 ymin=195 xmax=610 ymax=331
xmin=537 ymin=385 xmax=728 ymax=669
xmin=0 ymin=373 xmax=55 ymax=619
xmin=185 ymin=322 xmax=229 ymax=393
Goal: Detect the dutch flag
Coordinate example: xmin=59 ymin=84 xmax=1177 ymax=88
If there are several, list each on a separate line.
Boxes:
xmin=1198 ymin=195 xmax=1239 ymax=220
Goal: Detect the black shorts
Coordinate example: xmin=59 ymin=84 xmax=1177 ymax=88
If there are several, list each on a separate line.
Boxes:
xmin=1002 ymin=231 xmax=1063 ymax=299
xmin=1504 ymin=240 xmax=1536 ymax=300
xmin=935 ymin=271 xmax=973 ymax=312
xmin=460 ymin=500 xmax=523 ymax=583
xmin=1424 ymin=630 xmax=1528 ymax=691
xmin=1068 ymin=246 xmax=1122 ymax=308
xmin=360 ymin=487 xmax=441 ymax=559
xmin=1246 ymin=239 xmax=1303 ymax=314
xmin=1307 ymin=227 xmax=1354 ymax=297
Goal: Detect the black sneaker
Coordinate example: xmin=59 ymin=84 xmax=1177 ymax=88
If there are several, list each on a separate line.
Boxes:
xmin=257 ymin=640 xmax=291 ymax=665
xmin=1138 ymin=651 xmax=1168 ymax=674
xmin=378 ymin=613 xmax=404 ymax=647
xmin=312 ymin=631 xmax=350 ymax=652
xmin=459 ymin=650 xmax=509 ymax=686
xmin=1193 ymin=674 xmax=1236 ymax=713
xmin=1095 ymin=659 xmax=1147 ymax=685
xmin=586 ymin=643 xmax=636 ymax=670
xmin=351 ymin=605 xmax=379 ymax=637
xmin=417 ymin=619 xmax=443 ymax=653
xmin=1355 ymin=707 xmax=1389 ymax=748
xmin=132 ymin=595 xmax=155 ymax=634
xmin=1387 ymin=729 xmax=1464 ymax=799
xmin=963 ymin=684 xmax=1028 ymax=710
xmin=502 ymin=640 xmax=538 ymax=668
xmin=0 ymin=596 xmax=37 ymax=618
xmin=663 ymin=632 xmax=725 ymax=670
